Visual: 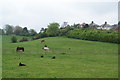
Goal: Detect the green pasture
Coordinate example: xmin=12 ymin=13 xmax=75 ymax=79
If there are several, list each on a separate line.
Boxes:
xmin=0 ymin=35 xmax=2 ymax=79
xmin=2 ymin=35 xmax=118 ymax=78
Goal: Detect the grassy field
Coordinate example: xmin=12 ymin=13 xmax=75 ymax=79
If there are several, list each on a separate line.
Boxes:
xmin=2 ymin=35 xmax=118 ymax=78
xmin=0 ymin=35 xmax=2 ymax=79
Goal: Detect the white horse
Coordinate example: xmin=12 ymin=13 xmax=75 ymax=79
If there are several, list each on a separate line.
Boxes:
xmin=43 ymin=47 xmax=49 ymax=51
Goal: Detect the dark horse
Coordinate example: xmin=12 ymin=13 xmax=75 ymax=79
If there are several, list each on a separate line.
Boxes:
xmin=16 ymin=47 xmax=24 ymax=52
xmin=19 ymin=62 xmax=26 ymax=66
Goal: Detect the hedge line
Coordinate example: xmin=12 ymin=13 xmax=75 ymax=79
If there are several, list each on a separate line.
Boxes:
xmin=66 ymin=28 xmax=119 ymax=44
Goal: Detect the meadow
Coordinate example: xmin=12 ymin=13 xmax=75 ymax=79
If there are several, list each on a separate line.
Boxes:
xmin=0 ymin=35 xmax=2 ymax=79
xmin=2 ymin=35 xmax=118 ymax=78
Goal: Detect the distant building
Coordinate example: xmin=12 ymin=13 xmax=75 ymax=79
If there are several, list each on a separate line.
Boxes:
xmin=60 ymin=22 xmax=68 ymax=28
xmin=97 ymin=22 xmax=113 ymax=30
xmin=80 ymin=23 xmax=86 ymax=28
xmin=89 ymin=21 xmax=99 ymax=29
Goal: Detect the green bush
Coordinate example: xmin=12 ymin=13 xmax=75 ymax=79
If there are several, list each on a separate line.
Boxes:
xmin=11 ymin=36 xmax=17 ymax=43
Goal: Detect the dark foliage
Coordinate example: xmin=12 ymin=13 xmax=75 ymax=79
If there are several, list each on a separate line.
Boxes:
xmin=32 ymin=32 xmax=48 ymax=40
xmin=19 ymin=37 xmax=29 ymax=42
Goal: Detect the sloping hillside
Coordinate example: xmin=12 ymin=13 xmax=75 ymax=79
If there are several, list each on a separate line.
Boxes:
xmin=2 ymin=35 xmax=118 ymax=78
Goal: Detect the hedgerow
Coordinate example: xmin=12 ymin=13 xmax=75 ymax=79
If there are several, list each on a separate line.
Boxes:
xmin=66 ymin=28 xmax=119 ymax=44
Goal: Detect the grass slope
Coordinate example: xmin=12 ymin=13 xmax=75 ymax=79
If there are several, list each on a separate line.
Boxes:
xmin=2 ymin=35 xmax=118 ymax=78
xmin=0 ymin=35 xmax=2 ymax=79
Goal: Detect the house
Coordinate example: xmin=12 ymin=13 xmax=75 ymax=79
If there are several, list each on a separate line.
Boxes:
xmin=80 ymin=23 xmax=86 ymax=28
xmin=60 ymin=22 xmax=68 ymax=29
xmin=89 ymin=21 xmax=99 ymax=29
xmin=97 ymin=22 xmax=113 ymax=30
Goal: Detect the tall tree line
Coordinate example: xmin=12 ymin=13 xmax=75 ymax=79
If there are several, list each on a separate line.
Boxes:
xmin=1 ymin=22 xmax=119 ymax=44
xmin=0 ymin=24 xmax=37 ymax=36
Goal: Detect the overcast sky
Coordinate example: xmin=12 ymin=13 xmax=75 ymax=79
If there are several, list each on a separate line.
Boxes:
xmin=0 ymin=0 xmax=119 ymax=32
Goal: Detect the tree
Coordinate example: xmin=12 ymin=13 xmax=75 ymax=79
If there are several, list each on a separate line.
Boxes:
xmin=29 ymin=29 xmax=37 ymax=36
xmin=46 ymin=22 xmax=60 ymax=37
xmin=11 ymin=36 xmax=17 ymax=43
xmin=0 ymin=28 xmax=5 ymax=35
xmin=14 ymin=26 xmax=23 ymax=35
xmin=2 ymin=29 xmax=5 ymax=35
xmin=118 ymin=21 xmax=120 ymax=25
xmin=0 ymin=29 xmax=2 ymax=35
xmin=60 ymin=25 xmax=74 ymax=36
xmin=4 ymin=24 xmax=14 ymax=35
xmin=40 ymin=28 xmax=45 ymax=33
xmin=21 ymin=27 xmax=29 ymax=36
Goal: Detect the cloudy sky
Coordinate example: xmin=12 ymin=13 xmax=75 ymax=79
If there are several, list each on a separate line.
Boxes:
xmin=0 ymin=0 xmax=119 ymax=32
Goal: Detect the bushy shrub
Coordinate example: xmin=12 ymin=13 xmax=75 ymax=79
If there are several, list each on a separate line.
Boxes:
xmin=11 ymin=36 xmax=17 ymax=43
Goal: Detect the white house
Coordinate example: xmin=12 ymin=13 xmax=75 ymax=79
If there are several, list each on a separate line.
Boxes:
xmin=89 ymin=21 xmax=99 ymax=29
xmin=97 ymin=22 xmax=113 ymax=30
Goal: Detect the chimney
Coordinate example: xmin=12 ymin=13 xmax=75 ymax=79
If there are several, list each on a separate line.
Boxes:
xmin=105 ymin=21 xmax=107 ymax=24
xmin=91 ymin=21 xmax=94 ymax=24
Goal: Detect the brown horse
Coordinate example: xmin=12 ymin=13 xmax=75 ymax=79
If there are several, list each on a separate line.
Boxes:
xmin=41 ymin=40 xmax=45 ymax=43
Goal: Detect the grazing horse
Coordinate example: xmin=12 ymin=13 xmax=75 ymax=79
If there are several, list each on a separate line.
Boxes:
xmin=52 ymin=56 xmax=56 ymax=59
xmin=16 ymin=47 xmax=24 ymax=52
xmin=41 ymin=40 xmax=45 ymax=43
xmin=42 ymin=45 xmax=49 ymax=52
xmin=43 ymin=47 xmax=49 ymax=51
xmin=41 ymin=55 xmax=44 ymax=58
xmin=19 ymin=62 xmax=26 ymax=66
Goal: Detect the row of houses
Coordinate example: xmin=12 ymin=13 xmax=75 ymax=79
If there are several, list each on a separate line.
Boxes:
xmin=88 ymin=21 xmax=119 ymax=31
xmin=61 ymin=21 xmax=120 ymax=31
